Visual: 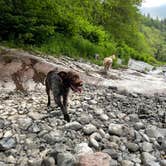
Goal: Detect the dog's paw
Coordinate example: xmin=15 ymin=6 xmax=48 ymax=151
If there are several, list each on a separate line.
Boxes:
xmin=46 ymin=106 xmax=53 ymax=112
xmin=64 ymin=114 xmax=70 ymax=122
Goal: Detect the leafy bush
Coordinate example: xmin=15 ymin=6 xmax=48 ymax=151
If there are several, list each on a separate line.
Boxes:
xmin=77 ymin=18 xmax=108 ymax=44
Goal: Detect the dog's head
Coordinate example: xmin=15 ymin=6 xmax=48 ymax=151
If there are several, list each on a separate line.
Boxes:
xmin=58 ymin=71 xmax=83 ymax=93
xmin=111 ymin=54 xmax=116 ymax=59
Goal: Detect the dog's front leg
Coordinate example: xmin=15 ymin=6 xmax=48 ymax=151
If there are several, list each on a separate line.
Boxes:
xmin=56 ymin=95 xmax=70 ymax=122
xmin=46 ymin=85 xmax=51 ymax=107
xmin=63 ymin=92 xmax=68 ymax=110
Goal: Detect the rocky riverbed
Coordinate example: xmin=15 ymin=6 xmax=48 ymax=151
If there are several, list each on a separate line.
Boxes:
xmin=0 ymin=47 xmax=166 ymax=165
xmin=0 ymin=83 xmax=165 ymax=166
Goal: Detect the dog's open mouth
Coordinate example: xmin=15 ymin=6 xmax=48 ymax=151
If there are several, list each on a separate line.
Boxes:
xmin=70 ymin=83 xmax=83 ymax=93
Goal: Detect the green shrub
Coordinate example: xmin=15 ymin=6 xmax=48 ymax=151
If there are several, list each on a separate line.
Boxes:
xmin=77 ymin=18 xmax=108 ymax=44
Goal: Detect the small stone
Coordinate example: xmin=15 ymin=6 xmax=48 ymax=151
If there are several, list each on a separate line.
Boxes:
xmin=100 ymin=114 xmax=109 ymax=121
xmin=89 ymin=100 xmax=97 ymax=105
xmin=161 ymin=139 xmax=166 ymax=152
xmin=102 ymin=149 xmax=118 ymax=159
xmin=3 ymin=130 xmax=12 ymax=138
xmin=108 ymin=123 xmax=123 ymax=136
xmin=120 ymin=160 xmax=134 ymax=166
xmin=57 ymin=152 xmax=76 ymax=166
xmin=41 ymin=157 xmax=55 ymax=166
xmin=141 ymin=152 xmax=156 ymax=165
xmin=18 ymin=117 xmax=32 ymax=130
xmin=109 ymin=159 xmax=118 ymax=166
xmin=28 ymin=112 xmax=46 ymax=120
xmin=160 ymin=160 xmax=166 ymax=166
xmin=0 ymin=106 xmax=4 ymax=110
xmin=0 ymin=118 xmax=5 ymax=129
xmin=43 ymin=130 xmax=63 ymax=144
xmin=145 ymin=126 xmax=162 ymax=138
xmin=65 ymin=121 xmax=82 ymax=130
xmin=29 ymin=123 xmax=40 ymax=133
xmin=147 ymin=161 xmax=160 ymax=166
xmin=28 ymin=159 xmax=42 ymax=166
xmin=78 ymin=113 xmax=91 ymax=124
xmin=0 ymin=137 xmax=16 ymax=150
xmin=129 ymin=114 xmax=139 ymax=122
xmin=6 ymin=155 xmax=16 ymax=164
xmin=89 ymin=133 xmax=102 ymax=149
xmin=134 ymin=122 xmax=145 ymax=130
xmin=95 ymin=108 xmax=104 ymax=115
xmin=83 ymin=124 xmax=97 ymax=135
xmin=98 ymin=128 xmax=105 ymax=137
xmin=140 ymin=133 xmax=150 ymax=142
xmin=126 ymin=142 xmax=139 ymax=152
xmin=75 ymin=143 xmax=93 ymax=156
xmin=142 ymin=142 xmax=153 ymax=152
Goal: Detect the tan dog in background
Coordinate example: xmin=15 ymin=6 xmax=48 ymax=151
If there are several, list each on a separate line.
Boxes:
xmin=103 ymin=54 xmax=116 ymax=73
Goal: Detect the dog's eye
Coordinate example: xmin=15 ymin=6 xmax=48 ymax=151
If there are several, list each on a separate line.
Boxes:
xmin=73 ymin=76 xmax=78 ymax=81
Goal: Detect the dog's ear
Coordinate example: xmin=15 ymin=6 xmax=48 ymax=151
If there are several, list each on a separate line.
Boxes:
xmin=58 ymin=71 xmax=67 ymax=79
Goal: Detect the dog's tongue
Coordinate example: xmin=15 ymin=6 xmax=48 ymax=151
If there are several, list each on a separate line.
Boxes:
xmin=71 ymin=85 xmax=82 ymax=93
xmin=77 ymin=87 xmax=82 ymax=93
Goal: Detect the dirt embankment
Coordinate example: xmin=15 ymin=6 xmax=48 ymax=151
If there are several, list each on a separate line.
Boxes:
xmin=0 ymin=47 xmax=166 ymax=95
xmin=0 ymin=47 xmax=102 ymax=92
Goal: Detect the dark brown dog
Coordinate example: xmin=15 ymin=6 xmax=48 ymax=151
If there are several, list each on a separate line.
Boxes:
xmin=45 ymin=70 xmax=83 ymax=122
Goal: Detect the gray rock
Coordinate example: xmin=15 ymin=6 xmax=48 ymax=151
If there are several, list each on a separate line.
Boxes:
xmin=126 ymin=142 xmax=139 ymax=152
xmin=89 ymin=100 xmax=97 ymax=105
xmin=0 ymin=137 xmax=16 ymax=150
xmin=57 ymin=152 xmax=76 ymax=166
xmin=78 ymin=113 xmax=91 ymax=124
xmin=161 ymin=139 xmax=166 ymax=152
xmin=129 ymin=114 xmax=139 ymax=122
xmin=102 ymin=149 xmax=118 ymax=159
xmin=134 ymin=122 xmax=145 ymax=130
xmin=43 ymin=130 xmax=63 ymax=144
xmin=141 ymin=152 xmax=156 ymax=165
xmin=29 ymin=123 xmax=40 ymax=133
xmin=160 ymin=160 xmax=166 ymax=166
xmin=6 ymin=155 xmax=16 ymax=164
xmin=0 ymin=161 xmax=6 ymax=166
xmin=98 ymin=128 xmax=106 ymax=137
xmin=145 ymin=126 xmax=162 ymax=138
xmin=28 ymin=112 xmax=46 ymax=120
xmin=109 ymin=159 xmax=118 ymax=166
xmin=75 ymin=142 xmax=93 ymax=156
xmin=41 ymin=157 xmax=55 ymax=166
xmin=28 ymin=159 xmax=42 ymax=166
xmin=120 ymin=160 xmax=134 ymax=166
xmin=94 ymin=108 xmax=104 ymax=115
xmin=89 ymin=133 xmax=102 ymax=149
xmin=100 ymin=114 xmax=109 ymax=121
xmin=147 ymin=161 xmax=160 ymax=166
xmin=140 ymin=132 xmax=150 ymax=142
xmin=18 ymin=117 xmax=32 ymax=130
xmin=142 ymin=142 xmax=153 ymax=152
xmin=108 ymin=123 xmax=123 ymax=136
xmin=83 ymin=124 xmax=97 ymax=135
xmin=0 ymin=118 xmax=5 ymax=129
xmin=128 ymin=59 xmax=153 ymax=72
xmin=65 ymin=121 xmax=82 ymax=130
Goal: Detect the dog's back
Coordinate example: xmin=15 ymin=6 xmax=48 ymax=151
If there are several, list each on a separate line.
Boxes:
xmin=45 ymin=70 xmax=64 ymax=95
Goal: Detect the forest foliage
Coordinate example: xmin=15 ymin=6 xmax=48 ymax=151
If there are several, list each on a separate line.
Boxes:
xmin=0 ymin=0 xmax=165 ymax=65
